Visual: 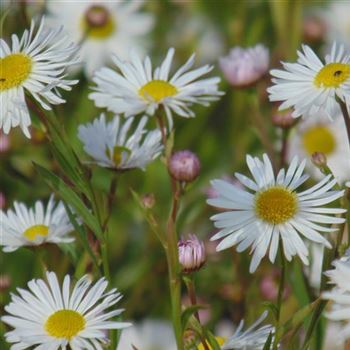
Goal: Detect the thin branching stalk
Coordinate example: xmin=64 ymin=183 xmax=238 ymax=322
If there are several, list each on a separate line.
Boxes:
xmin=273 ymin=246 xmax=286 ymax=350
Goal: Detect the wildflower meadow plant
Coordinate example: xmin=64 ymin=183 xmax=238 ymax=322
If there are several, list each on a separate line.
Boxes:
xmin=1 ymin=2 xmax=350 ymax=350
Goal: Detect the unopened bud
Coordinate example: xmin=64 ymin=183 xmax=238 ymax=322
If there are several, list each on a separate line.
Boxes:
xmin=0 ymin=275 xmax=11 ymax=292
xmin=142 ymin=193 xmax=156 ymax=209
xmin=272 ymin=109 xmax=296 ymax=129
xmin=303 ymin=16 xmax=326 ymax=43
xmin=178 ymin=234 xmax=206 ymax=273
xmin=312 ymin=152 xmax=327 ymax=168
xmin=85 ymin=5 xmax=110 ymax=28
xmin=169 ymin=150 xmax=200 ymax=183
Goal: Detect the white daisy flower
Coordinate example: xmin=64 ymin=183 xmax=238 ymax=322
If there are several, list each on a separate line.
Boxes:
xmin=78 ymin=114 xmax=163 ymax=170
xmin=89 ymin=48 xmax=223 ymax=128
xmin=268 ymin=43 xmax=350 ymax=119
xmin=222 ymin=311 xmax=274 ymax=350
xmin=322 ymin=254 xmax=350 ymax=343
xmin=117 ymin=319 xmax=177 ymax=350
xmin=0 ymin=18 xmax=79 ymax=138
xmin=1 ymin=271 xmax=131 ymax=350
xmin=47 ymin=0 xmax=154 ymax=77
xmin=288 ymin=113 xmax=350 ymax=183
xmin=0 ymin=195 xmax=75 ymax=252
xmin=207 ymin=154 xmax=346 ymax=273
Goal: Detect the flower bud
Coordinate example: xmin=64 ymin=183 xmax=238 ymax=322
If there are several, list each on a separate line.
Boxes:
xmin=142 ymin=193 xmax=156 ymax=209
xmin=85 ymin=5 xmax=110 ymax=28
xmin=272 ymin=109 xmax=296 ymax=129
xmin=303 ymin=16 xmax=326 ymax=43
xmin=178 ymin=234 xmax=206 ymax=273
xmin=169 ymin=150 xmax=200 ymax=183
xmin=311 ymin=152 xmax=327 ymax=168
xmin=0 ymin=275 xmax=11 ymax=292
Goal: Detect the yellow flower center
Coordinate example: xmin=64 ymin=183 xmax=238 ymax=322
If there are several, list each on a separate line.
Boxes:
xmin=314 ymin=63 xmax=350 ymax=88
xmin=45 ymin=309 xmax=85 ymax=339
xmin=197 ymin=336 xmax=226 ymax=350
xmin=255 ymin=186 xmax=298 ymax=224
xmin=0 ymin=53 xmax=32 ymax=91
xmin=23 ymin=224 xmax=49 ymax=241
xmin=302 ymin=125 xmax=336 ymax=155
xmin=139 ymin=80 xmax=178 ymax=102
xmin=82 ymin=5 xmax=115 ymax=39
xmin=106 ymin=145 xmax=131 ymax=167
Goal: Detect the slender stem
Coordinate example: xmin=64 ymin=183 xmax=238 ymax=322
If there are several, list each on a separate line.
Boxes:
xmin=166 ymin=184 xmax=184 ymax=349
xmin=185 ymin=277 xmax=210 ymax=350
xmin=247 ymin=89 xmax=277 ymax=170
xmin=102 ymin=174 xmax=118 ymax=232
xmin=338 ymin=99 xmax=350 ymax=152
xmin=100 ymin=241 xmax=111 ymax=282
xmin=302 ymin=213 xmax=347 ymax=349
xmin=273 ymin=246 xmax=286 ymax=350
xmin=280 ymin=128 xmax=290 ymax=169
xmin=156 ymin=114 xmax=167 ymax=148
xmin=155 ymin=112 xmax=183 ymax=348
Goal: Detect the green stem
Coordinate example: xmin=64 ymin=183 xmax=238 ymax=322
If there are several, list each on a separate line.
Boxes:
xmin=185 ymin=276 xmax=210 ymax=350
xmin=273 ymin=247 xmax=286 ymax=350
xmin=301 ymin=209 xmax=347 ymax=349
xmin=102 ymin=174 xmax=119 ymax=232
xmin=100 ymin=240 xmax=111 ymax=282
xmin=166 ymin=184 xmax=184 ymax=349
xmin=247 ymin=89 xmax=277 ymax=170
xmin=338 ymin=99 xmax=350 ymax=152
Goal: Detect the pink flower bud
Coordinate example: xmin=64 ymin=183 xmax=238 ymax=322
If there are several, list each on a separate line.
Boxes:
xmin=169 ymin=150 xmax=200 ymax=182
xmin=142 ymin=193 xmax=156 ymax=209
xmin=219 ymin=44 xmax=269 ymax=87
xmin=85 ymin=5 xmax=110 ymax=28
xmin=178 ymin=234 xmax=206 ymax=273
xmin=303 ymin=16 xmax=326 ymax=43
xmin=0 ymin=275 xmax=11 ymax=292
xmin=312 ymin=152 xmax=328 ymax=168
xmin=272 ymin=109 xmax=296 ymax=129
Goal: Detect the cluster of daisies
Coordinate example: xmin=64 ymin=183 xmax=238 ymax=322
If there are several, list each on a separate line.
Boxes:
xmin=1 ymin=0 xmax=350 ymax=348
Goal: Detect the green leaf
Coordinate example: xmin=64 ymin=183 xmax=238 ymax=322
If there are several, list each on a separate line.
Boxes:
xmin=34 ymin=163 xmax=103 ymax=239
xmin=181 ymin=304 xmax=206 ymax=330
xmin=262 ymin=332 xmax=273 ymax=350
xmin=63 ymin=202 xmax=100 ymax=272
xmin=202 ymin=329 xmax=221 ymax=350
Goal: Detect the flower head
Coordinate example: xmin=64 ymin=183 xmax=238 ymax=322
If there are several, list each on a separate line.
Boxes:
xmin=90 ymin=48 xmax=223 ymax=128
xmin=207 ymin=154 xmax=346 ymax=272
xmin=169 ymin=150 xmax=201 ymax=182
xmin=219 ymin=45 xmax=269 ymax=87
xmin=0 ymin=195 xmax=75 ymax=252
xmin=178 ymin=234 xmax=206 ymax=273
xmin=2 ymin=272 xmax=131 ymax=349
xmin=1 ymin=18 xmax=79 ymax=137
xmin=78 ymin=114 xmax=163 ymax=170
xmin=47 ymin=0 xmax=154 ymax=76
xmin=288 ymin=113 xmax=350 ymax=183
xmin=268 ymin=43 xmax=350 ymax=119
xmin=322 ymin=254 xmax=350 ymax=343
